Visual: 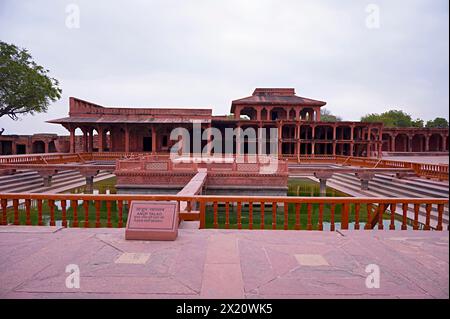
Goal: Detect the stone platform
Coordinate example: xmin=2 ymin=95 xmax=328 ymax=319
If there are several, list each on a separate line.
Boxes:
xmin=0 ymin=226 xmax=448 ymax=299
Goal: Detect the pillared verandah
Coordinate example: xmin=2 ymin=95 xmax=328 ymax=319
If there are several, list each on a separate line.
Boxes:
xmin=0 ymin=88 xmax=448 ymax=156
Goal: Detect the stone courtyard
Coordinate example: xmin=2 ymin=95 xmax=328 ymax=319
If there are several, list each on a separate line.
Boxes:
xmin=0 ymin=226 xmax=447 ymax=299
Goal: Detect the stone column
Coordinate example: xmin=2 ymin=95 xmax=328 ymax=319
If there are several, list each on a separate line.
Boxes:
xmin=124 ymin=126 xmax=130 ymax=153
xmin=277 ymin=123 xmax=282 ymax=157
xmin=69 ymin=127 xmax=76 ymax=153
xmin=425 ymin=134 xmax=430 ymax=152
xmin=44 ymin=141 xmax=49 ymax=154
xmin=97 ymin=127 xmax=104 ymax=152
xmin=152 ymin=125 xmax=157 ymax=154
xmin=314 ymin=172 xmax=333 ymax=196
xmin=206 ymin=124 xmax=212 ymax=156
xmin=296 ymin=122 xmax=301 ymax=159
xmin=366 ymin=127 xmax=371 ymax=157
xmin=83 ymin=130 xmax=88 ymax=152
xmin=236 ymin=124 xmax=241 ymax=155
xmin=391 ymin=134 xmax=396 ymax=152
xmin=408 ymin=134 xmax=413 ymax=153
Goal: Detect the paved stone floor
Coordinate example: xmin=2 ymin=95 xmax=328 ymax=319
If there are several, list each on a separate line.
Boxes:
xmin=0 ymin=226 xmax=448 ymax=299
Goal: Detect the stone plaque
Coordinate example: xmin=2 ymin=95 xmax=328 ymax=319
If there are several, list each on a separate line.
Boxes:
xmin=125 ymin=201 xmax=178 ymax=241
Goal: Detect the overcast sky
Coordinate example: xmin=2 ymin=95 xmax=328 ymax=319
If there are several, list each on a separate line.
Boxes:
xmin=0 ymin=0 xmax=448 ymax=135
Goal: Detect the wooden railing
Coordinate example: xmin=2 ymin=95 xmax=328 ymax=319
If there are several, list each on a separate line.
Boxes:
xmin=0 ymin=193 xmax=447 ymax=231
xmin=1 ymin=152 xmax=448 ymax=180
xmin=285 ymin=155 xmax=448 ymax=180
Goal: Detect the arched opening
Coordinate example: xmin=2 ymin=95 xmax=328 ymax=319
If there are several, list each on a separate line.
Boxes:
xmin=289 ymin=109 xmax=296 ymax=120
xmin=102 ymin=128 xmax=112 ymax=152
xmin=394 ymin=134 xmax=409 ymax=152
xmin=261 ymin=108 xmax=268 ymax=121
xmin=240 ymin=107 xmax=257 ymax=120
xmin=282 ymin=125 xmax=296 ymax=139
xmin=412 ymin=134 xmax=426 ymax=152
xmin=429 ymin=134 xmax=443 ymax=151
xmin=32 ymin=140 xmax=46 ymax=153
xmin=382 ymin=134 xmax=392 ymax=152
xmin=74 ymin=128 xmax=83 ymax=152
xmin=336 ymin=126 xmax=351 ymax=140
xmin=270 ymin=107 xmax=287 ymax=121
xmin=91 ymin=128 xmax=99 ymax=152
xmin=48 ymin=141 xmax=57 ymax=153
xmin=314 ymin=126 xmax=333 ymax=140
xmin=300 ymin=108 xmax=314 ymax=121
xmin=16 ymin=144 xmax=26 ymax=154
xmin=300 ymin=125 xmax=313 ymax=139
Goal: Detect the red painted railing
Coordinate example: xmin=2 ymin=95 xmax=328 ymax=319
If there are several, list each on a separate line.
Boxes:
xmin=1 ymin=152 xmax=448 ymax=180
xmin=0 ymin=193 xmax=447 ymax=231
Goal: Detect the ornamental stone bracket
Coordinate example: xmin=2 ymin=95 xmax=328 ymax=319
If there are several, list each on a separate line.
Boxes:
xmin=355 ymin=172 xmax=375 ymax=191
xmin=78 ymin=168 xmax=100 ymax=193
xmin=37 ymin=169 xmax=58 ymax=187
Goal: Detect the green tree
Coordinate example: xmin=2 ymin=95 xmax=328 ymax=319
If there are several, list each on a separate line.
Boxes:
xmin=320 ymin=108 xmax=342 ymax=122
xmin=412 ymin=118 xmax=424 ymax=128
xmin=361 ymin=110 xmax=416 ymax=127
xmin=0 ymin=41 xmax=61 ymax=125
xmin=425 ymin=117 xmax=449 ymax=128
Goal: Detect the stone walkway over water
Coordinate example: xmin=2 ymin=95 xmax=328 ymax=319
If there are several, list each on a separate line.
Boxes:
xmin=0 ymin=226 xmax=447 ymax=299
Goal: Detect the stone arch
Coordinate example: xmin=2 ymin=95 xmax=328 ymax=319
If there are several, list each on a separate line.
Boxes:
xmin=394 ymin=134 xmax=409 ymax=152
xmin=32 ymin=140 xmax=46 ymax=153
xmin=300 ymin=125 xmax=313 ymax=139
xmin=314 ymin=125 xmax=333 ymax=140
xmin=270 ymin=107 xmax=287 ymax=121
xmin=411 ymin=134 xmax=426 ymax=152
xmin=288 ymin=109 xmax=296 ymax=120
xmin=260 ymin=108 xmax=268 ymax=121
xmin=382 ymin=134 xmax=392 ymax=151
xmin=48 ymin=140 xmax=57 ymax=153
xmin=429 ymin=134 xmax=443 ymax=151
xmin=240 ymin=107 xmax=257 ymax=120
xmin=300 ymin=108 xmax=314 ymax=121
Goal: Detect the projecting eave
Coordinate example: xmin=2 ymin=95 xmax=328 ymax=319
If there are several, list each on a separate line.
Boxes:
xmin=231 ymin=95 xmax=326 ymax=113
xmin=47 ymin=117 xmax=211 ymax=124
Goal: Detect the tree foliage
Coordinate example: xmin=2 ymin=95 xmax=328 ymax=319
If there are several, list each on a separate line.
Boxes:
xmin=0 ymin=41 xmax=61 ymax=122
xmin=361 ymin=110 xmax=416 ymax=127
xmin=320 ymin=108 xmax=342 ymax=122
xmin=426 ymin=117 xmax=449 ymax=128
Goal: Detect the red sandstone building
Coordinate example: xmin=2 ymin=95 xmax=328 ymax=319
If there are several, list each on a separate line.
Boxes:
xmin=1 ymin=88 xmax=448 ymax=156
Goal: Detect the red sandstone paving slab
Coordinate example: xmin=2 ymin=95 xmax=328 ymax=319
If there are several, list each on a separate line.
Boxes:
xmin=3 ymin=291 xmax=202 ymax=299
xmin=0 ymin=229 xmax=98 ymax=297
xmin=17 ymin=230 xmax=205 ymax=296
xmin=200 ymin=263 xmax=244 ymax=299
xmin=14 ymin=275 xmax=199 ymax=295
xmin=0 ymin=226 xmax=63 ymax=233
xmin=205 ymin=234 xmax=239 ymax=264
xmin=0 ymin=227 xmax=448 ymax=299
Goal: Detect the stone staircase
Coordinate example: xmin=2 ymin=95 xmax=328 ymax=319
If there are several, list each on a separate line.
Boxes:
xmin=0 ymin=169 xmax=114 ymax=194
xmin=289 ymin=163 xmax=449 ymax=229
